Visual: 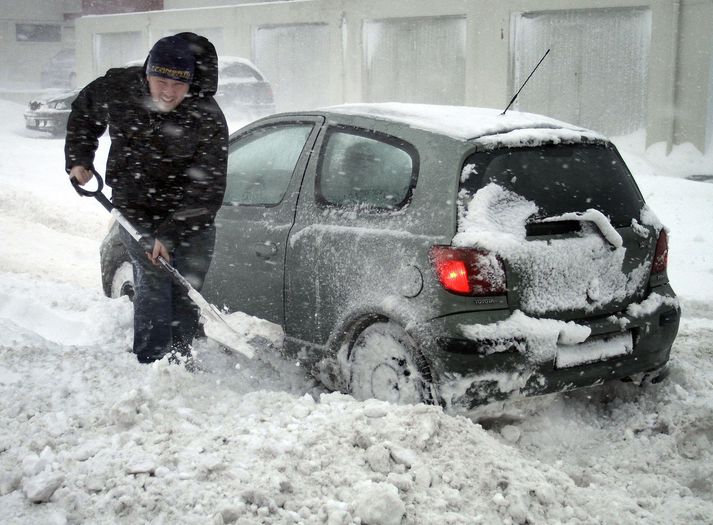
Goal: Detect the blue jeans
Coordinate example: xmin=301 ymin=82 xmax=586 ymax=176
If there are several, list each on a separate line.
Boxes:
xmin=119 ymin=225 xmax=216 ymax=363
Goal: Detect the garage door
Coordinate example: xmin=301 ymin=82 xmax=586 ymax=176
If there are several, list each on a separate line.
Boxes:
xmin=364 ymin=16 xmax=466 ymax=106
xmin=253 ymin=23 xmax=330 ymax=112
xmin=512 ymin=8 xmax=651 ymax=139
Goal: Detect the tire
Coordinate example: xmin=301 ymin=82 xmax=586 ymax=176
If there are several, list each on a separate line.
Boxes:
xmin=348 ymin=321 xmax=435 ymax=405
xmin=100 ymin=222 xmax=134 ymax=300
xmin=110 ymin=260 xmax=135 ymax=300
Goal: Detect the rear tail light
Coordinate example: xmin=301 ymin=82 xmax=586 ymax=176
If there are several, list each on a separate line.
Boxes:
xmin=429 ymin=246 xmax=506 ymax=296
xmin=651 ymin=229 xmax=669 ymax=274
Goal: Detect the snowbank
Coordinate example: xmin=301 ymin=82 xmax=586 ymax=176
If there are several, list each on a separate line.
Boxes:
xmin=2 ymin=272 xmax=712 ymax=524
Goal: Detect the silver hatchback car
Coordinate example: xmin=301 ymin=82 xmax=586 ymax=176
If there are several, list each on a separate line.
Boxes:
xmin=101 ymin=103 xmax=680 ymax=408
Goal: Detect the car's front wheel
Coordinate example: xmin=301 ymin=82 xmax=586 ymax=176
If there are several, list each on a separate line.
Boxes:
xmin=348 ymin=321 xmax=436 ymax=405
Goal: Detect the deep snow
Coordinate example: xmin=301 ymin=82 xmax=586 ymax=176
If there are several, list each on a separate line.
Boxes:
xmin=1 ymin=98 xmax=713 ymax=524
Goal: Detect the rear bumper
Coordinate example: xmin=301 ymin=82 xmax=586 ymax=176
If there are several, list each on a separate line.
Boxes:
xmin=421 ymin=286 xmax=681 ymax=409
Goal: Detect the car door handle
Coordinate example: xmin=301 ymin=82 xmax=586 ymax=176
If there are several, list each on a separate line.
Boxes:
xmin=255 ymin=241 xmax=278 ymax=259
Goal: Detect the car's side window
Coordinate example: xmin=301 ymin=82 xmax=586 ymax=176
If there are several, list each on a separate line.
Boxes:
xmin=225 ymin=124 xmax=313 ymax=205
xmin=317 ymin=128 xmax=417 ymax=210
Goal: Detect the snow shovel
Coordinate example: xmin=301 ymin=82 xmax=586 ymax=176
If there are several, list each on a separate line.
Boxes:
xmin=71 ymin=171 xmax=255 ymax=359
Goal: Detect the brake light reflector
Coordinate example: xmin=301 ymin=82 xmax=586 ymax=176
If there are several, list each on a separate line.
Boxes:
xmin=429 ymin=246 xmax=506 ymax=296
xmin=652 ymin=230 xmax=669 ymax=274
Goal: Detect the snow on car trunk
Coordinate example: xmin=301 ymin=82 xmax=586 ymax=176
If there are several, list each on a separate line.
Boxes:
xmin=455 ymin=142 xmax=654 ymax=318
xmin=454 ymin=182 xmax=651 ymax=319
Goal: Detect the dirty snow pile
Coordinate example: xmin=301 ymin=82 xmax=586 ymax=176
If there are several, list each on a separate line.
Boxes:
xmin=1 ymin=98 xmax=713 ymax=524
xmin=2 ymin=274 xmax=711 ymax=525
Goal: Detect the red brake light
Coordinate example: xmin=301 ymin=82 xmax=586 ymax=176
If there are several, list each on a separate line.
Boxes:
xmin=436 ymin=258 xmax=471 ymax=294
xmin=430 ymin=246 xmax=506 ymax=296
xmin=652 ymin=230 xmax=669 ymax=274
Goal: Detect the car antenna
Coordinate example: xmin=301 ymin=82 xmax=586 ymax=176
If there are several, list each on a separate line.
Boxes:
xmin=501 ymin=48 xmax=550 ymax=115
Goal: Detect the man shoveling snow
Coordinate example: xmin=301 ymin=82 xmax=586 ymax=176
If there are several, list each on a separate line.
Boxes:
xmin=65 ymin=33 xmax=229 ymax=364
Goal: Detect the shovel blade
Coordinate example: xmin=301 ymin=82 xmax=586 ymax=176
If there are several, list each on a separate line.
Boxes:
xmin=201 ymin=316 xmax=256 ymax=358
xmin=187 ymin=289 xmax=255 ymax=358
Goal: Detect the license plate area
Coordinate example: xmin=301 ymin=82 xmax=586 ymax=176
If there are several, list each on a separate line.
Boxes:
xmin=555 ymin=331 xmax=633 ymax=369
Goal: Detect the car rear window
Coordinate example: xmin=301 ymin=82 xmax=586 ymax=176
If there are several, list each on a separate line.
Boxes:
xmin=461 ymin=143 xmax=644 ymax=227
xmin=221 ymin=63 xmax=262 ymax=81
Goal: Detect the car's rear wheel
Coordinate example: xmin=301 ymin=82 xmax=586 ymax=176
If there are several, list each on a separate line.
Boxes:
xmin=348 ymin=321 xmax=435 ymax=405
xmin=110 ymin=261 xmax=134 ymax=300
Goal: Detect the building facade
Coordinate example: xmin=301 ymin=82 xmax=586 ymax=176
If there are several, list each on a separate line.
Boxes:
xmin=0 ymin=1 xmax=163 ymax=90
xmin=0 ymin=1 xmax=81 ymax=89
xmin=72 ymin=0 xmax=713 ymax=153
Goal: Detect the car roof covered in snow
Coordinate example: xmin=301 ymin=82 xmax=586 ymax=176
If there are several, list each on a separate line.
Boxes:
xmin=324 ymin=102 xmax=606 ymax=147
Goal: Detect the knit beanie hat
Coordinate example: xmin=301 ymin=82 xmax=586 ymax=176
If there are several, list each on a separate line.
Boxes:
xmin=146 ymin=35 xmax=195 ymax=84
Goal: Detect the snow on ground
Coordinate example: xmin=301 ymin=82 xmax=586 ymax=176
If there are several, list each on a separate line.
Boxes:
xmin=1 ymin=98 xmax=713 ymax=524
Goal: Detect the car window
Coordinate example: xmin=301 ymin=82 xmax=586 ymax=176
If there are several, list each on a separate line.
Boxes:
xmin=221 ymin=63 xmax=261 ymax=81
xmin=317 ymin=129 xmax=417 ymax=210
xmin=461 ymin=143 xmax=645 ymax=227
xmin=225 ymin=124 xmax=313 ymax=205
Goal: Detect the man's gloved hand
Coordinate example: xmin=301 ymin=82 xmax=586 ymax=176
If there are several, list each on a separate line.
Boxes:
xmin=69 ymin=165 xmax=94 ymax=186
xmin=148 ymin=239 xmax=171 ymax=265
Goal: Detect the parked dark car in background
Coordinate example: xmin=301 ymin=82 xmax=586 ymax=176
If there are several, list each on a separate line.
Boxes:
xmin=214 ymin=56 xmax=275 ymax=122
xmin=40 ymin=49 xmax=77 ymax=89
xmin=100 ymin=103 xmax=680 ymax=409
xmin=24 ymin=89 xmax=79 ymax=135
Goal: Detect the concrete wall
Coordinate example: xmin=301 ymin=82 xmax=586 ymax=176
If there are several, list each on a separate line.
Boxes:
xmin=0 ymin=0 xmax=80 ymax=88
xmin=675 ymin=0 xmax=713 ymax=153
xmin=74 ymin=0 xmax=713 ymax=152
xmin=166 ymin=0 xmax=281 ymax=6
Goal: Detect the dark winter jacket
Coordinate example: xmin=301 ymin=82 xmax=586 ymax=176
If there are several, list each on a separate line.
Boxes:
xmin=65 ymin=33 xmax=228 ymax=248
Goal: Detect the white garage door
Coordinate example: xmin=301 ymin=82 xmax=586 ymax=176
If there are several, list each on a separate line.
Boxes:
xmin=364 ymin=16 xmax=466 ymax=106
xmin=512 ymin=8 xmax=651 ymax=139
xmin=253 ymin=23 xmax=330 ymax=112
xmin=93 ymin=31 xmax=144 ymax=76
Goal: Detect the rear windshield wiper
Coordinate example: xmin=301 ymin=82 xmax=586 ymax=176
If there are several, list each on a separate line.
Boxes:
xmin=539 ymin=209 xmax=623 ymax=248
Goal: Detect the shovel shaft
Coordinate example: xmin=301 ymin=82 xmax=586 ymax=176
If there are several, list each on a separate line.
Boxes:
xmin=109 ymin=208 xmax=154 ymax=253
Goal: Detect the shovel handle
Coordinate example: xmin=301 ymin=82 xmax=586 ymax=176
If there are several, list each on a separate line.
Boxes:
xmin=70 ymin=168 xmax=105 ymax=197
xmin=70 ymin=169 xmax=156 ymax=253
